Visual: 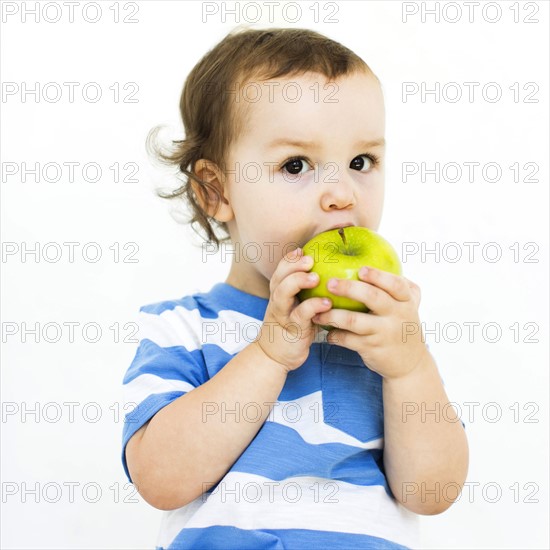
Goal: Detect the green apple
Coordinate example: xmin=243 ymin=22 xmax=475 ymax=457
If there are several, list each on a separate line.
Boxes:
xmin=298 ymin=227 xmax=402 ymax=327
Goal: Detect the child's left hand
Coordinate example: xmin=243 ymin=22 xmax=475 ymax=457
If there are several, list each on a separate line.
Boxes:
xmin=311 ymin=266 xmax=429 ymax=380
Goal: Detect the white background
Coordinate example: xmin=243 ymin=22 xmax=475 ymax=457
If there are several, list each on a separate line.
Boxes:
xmin=1 ymin=1 xmax=548 ymax=548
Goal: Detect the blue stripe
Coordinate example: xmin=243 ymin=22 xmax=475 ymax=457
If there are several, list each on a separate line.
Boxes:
xmin=201 ymin=343 xmax=240 ymax=378
xmin=164 ymin=525 xmax=410 ymax=549
xmin=121 ymin=391 xmax=186 ymax=483
xmin=278 ymin=349 xmax=323 ymax=399
xmin=320 ymin=355 xmax=384 ymax=442
xmin=140 ymin=283 xmax=269 ymax=319
xmin=229 ymin=421 xmax=389 ymax=491
xmin=197 ymin=283 xmax=268 ymax=319
xmin=140 ymin=295 xmax=201 ymax=315
xmin=123 ymin=339 xmax=209 ymax=385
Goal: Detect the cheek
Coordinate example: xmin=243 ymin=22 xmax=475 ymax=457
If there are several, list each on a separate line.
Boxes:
xmin=373 ymin=185 xmax=385 ymax=211
xmin=358 ymin=183 xmax=385 ymax=226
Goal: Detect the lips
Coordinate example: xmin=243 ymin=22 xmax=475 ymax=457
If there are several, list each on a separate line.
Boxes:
xmin=300 ymin=223 xmax=355 ymax=248
xmin=325 ymin=223 xmax=355 ymax=232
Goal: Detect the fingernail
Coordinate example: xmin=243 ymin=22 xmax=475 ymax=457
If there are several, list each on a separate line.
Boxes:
xmin=359 ymin=267 xmax=368 ymax=277
xmin=292 ymin=247 xmax=302 ymax=257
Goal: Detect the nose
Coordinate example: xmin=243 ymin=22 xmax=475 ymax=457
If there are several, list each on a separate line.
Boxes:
xmin=320 ymin=164 xmax=357 ymax=211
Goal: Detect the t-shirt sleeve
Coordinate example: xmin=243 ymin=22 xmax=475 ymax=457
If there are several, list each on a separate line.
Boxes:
xmin=120 ymin=303 xmax=209 ymax=483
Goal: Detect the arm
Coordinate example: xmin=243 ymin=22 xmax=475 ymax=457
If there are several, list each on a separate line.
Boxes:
xmin=310 ymin=266 xmax=469 ymax=514
xmin=126 ymin=341 xmax=288 ymax=510
xmin=382 ymin=350 xmax=469 ymax=514
xmin=126 ymin=247 xmax=333 ymax=511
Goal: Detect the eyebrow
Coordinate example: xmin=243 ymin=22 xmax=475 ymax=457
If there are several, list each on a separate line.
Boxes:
xmin=266 ymin=137 xmax=386 ymax=150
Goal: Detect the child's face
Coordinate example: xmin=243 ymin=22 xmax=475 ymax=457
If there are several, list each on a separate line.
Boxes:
xmin=221 ymin=70 xmax=385 ymax=298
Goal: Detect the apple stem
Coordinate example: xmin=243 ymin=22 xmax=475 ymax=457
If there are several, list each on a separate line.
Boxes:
xmin=338 ymin=227 xmax=347 ymax=246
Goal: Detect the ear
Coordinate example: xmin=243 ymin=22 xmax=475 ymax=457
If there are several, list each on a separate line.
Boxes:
xmin=191 ymin=159 xmax=234 ymax=223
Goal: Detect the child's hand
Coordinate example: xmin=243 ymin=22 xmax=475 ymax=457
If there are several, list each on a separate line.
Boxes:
xmin=311 ymin=267 xmax=429 ymax=380
xmin=254 ymin=247 xmax=333 ymax=373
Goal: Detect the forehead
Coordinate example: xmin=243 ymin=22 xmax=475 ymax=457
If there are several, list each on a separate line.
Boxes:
xmin=233 ymin=71 xmax=384 ymax=142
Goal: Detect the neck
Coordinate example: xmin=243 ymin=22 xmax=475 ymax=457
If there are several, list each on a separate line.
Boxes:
xmin=224 ymin=260 xmax=271 ymax=300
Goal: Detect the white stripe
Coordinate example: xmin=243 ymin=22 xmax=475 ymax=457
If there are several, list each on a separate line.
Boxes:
xmin=137 ymin=308 xmax=205 ymax=350
xmin=270 ymin=391 xmax=383 ymax=449
xmin=158 ymin=472 xmax=419 ymax=549
xmin=138 ymin=308 xmax=265 ymax=354
xmin=123 ymin=373 xmax=195 ymax=407
xmin=314 ymin=327 xmax=329 ymax=343
xmin=157 ymin=497 xmax=204 ymax=549
xmin=124 ymin=380 xmax=382 ymax=449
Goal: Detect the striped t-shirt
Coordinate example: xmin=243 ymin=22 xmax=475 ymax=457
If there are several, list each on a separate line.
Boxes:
xmin=121 ymin=282 xmax=420 ymax=549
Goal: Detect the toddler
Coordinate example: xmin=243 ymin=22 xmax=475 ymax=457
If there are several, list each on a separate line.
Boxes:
xmin=121 ymin=27 xmax=468 ymax=549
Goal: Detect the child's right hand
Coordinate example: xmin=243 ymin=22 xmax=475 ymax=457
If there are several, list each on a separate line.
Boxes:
xmin=253 ymin=247 xmax=333 ymax=373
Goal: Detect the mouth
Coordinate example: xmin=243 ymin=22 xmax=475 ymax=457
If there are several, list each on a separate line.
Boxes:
xmin=322 ymin=223 xmax=355 ymax=234
xmin=299 ymin=224 xmax=355 ymax=249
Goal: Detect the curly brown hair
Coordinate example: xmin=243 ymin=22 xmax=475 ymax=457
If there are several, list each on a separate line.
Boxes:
xmin=147 ymin=26 xmax=378 ymax=251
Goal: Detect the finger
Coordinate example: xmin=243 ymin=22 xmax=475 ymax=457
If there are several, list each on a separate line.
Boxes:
xmin=272 ymin=269 xmax=322 ymax=315
xmin=407 ymin=279 xmax=421 ymax=308
xmin=312 ymin=308 xmax=381 ymax=335
xmin=325 ymin=277 xmax=393 ymax=315
xmin=292 ymin=295 xmax=333 ymax=326
xmin=324 ymin=327 xmax=347 ymax=347
xmin=324 ymin=327 xmax=364 ymax=350
xmin=269 ymin=247 xmax=313 ymax=294
xmin=357 ymin=267 xmax=412 ymax=302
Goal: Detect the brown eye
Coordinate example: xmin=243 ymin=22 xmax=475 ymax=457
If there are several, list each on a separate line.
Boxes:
xmin=284 ymin=159 xmax=304 ymax=175
xmin=283 ymin=158 xmax=308 ymax=175
xmin=350 ymin=155 xmax=375 ymax=172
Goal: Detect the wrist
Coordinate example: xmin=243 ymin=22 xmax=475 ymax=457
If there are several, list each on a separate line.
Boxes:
xmin=250 ymin=340 xmax=290 ymax=377
xmin=383 ymin=345 xmax=433 ymax=385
